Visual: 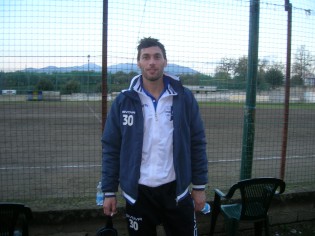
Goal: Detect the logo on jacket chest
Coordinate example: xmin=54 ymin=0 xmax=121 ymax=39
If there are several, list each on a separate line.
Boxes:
xmin=122 ymin=110 xmax=136 ymax=126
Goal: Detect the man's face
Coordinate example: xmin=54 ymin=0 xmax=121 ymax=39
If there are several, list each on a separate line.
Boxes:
xmin=137 ymin=46 xmax=167 ymax=82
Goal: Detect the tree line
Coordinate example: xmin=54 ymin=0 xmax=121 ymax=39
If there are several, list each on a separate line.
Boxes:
xmin=0 ymin=46 xmax=313 ymax=94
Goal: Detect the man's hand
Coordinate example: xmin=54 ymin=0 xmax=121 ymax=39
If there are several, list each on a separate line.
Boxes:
xmin=103 ymin=197 xmax=117 ymax=216
xmin=191 ymin=190 xmax=206 ymax=212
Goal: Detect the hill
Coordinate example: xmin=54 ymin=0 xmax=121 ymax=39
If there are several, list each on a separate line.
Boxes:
xmin=22 ymin=63 xmax=199 ymax=74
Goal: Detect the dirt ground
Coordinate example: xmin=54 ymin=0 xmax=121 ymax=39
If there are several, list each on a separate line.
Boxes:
xmin=0 ymin=100 xmax=315 ymax=211
xmin=0 ymin=98 xmax=314 ymax=235
xmin=29 ymin=214 xmax=315 ymax=236
xmin=30 ymin=223 xmax=315 ymax=236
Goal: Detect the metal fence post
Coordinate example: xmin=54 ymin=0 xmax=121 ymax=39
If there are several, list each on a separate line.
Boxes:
xmin=240 ymin=0 xmax=260 ymax=180
xmin=280 ymin=0 xmax=292 ymax=180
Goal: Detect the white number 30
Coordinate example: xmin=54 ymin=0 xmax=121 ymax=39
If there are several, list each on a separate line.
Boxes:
xmin=123 ymin=114 xmax=134 ymax=126
xmin=129 ymin=219 xmax=139 ymax=231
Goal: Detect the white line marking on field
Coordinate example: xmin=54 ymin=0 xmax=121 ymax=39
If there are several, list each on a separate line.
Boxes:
xmin=1 ymin=155 xmax=313 ymax=170
xmin=0 ymin=164 xmax=101 ymax=171
xmin=207 ymin=154 xmax=315 ymax=163
xmin=85 ymin=103 xmax=102 ymax=124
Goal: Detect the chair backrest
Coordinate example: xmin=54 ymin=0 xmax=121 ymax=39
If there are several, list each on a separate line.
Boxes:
xmin=232 ymin=178 xmax=285 ymax=221
xmin=0 ymin=203 xmax=33 ymax=236
xmin=96 ymin=216 xmax=118 ymax=236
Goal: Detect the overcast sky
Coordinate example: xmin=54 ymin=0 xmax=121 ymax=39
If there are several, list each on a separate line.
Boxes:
xmin=1 ymin=0 xmax=314 ymax=74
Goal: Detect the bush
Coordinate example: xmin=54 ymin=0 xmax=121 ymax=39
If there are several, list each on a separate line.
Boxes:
xmin=35 ymin=79 xmax=54 ymax=91
xmin=61 ymin=80 xmax=80 ymax=94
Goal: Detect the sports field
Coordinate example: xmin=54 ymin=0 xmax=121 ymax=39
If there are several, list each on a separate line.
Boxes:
xmin=0 ymin=98 xmax=314 ymax=210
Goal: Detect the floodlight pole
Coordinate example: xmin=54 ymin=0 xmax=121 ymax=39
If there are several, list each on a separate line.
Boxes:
xmin=240 ymin=0 xmax=260 ymax=180
xmin=87 ymin=54 xmax=90 ymax=100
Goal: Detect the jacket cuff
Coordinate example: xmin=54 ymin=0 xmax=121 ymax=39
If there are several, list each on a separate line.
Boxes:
xmin=192 ymin=185 xmax=206 ymax=191
xmin=104 ymin=192 xmax=116 ymax=197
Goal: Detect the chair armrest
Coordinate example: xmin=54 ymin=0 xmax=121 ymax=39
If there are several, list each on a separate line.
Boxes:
xmin=214 ymin=189 xmax=226 ymax=199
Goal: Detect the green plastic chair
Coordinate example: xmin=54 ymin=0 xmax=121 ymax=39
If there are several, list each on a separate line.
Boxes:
xmin=96 ymin=216 xmax=118 ymax=236
xmin=0 ymin=203 xmax=33 ymax=236
xmin=209 ymin=177 xmax=285 ymax=236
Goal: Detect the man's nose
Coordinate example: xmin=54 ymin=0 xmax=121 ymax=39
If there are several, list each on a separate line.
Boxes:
xmin=149 ymin=57 xmax=156 ymax=65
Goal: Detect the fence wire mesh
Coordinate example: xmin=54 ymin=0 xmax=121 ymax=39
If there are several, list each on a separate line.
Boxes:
xmin=0 ymin=0 xmax=314 ymax=211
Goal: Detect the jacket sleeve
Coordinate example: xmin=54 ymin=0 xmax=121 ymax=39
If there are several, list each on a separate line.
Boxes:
xmin=188 ymin=90 xmax=208 ymax=187
xmin=101 ymin=97 xmax=121 ymax=193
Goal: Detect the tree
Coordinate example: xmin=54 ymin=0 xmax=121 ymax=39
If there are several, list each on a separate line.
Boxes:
xmin=234 ymin=56 xmax=248 ymax=81
xmin=215 ymin=57 xmax=237 ymax=76
xmin=292 ymin=45 xmax=313 ymax=82
xmin=36 ymin=79 xmax=54 ymax=91
xmin=291 ymin=75 xmax=303 ymax=86
xmin=62 ymin=80 xmax=80 ymax=94
xmin=264 ymin=68 xmax=284 ymax=88
xmin=214 ymin=71 xmax=231 ymax=81
xmin=113 ymin=71 xmax=129 ymax=84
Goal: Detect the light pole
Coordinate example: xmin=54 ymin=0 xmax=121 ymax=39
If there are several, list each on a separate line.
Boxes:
xmin=87 ymin=54 xmax=90 ymax=100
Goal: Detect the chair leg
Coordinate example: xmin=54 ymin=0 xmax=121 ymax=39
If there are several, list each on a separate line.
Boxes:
xmin=225 ymin=218 xmax=239 ymax=236
xmin=254 ymin=221 xmax=263 ymax=236
xmin=209 ymin=207 xmax=219 ymax=236
xmin=264 ymin=217 xmax=270 ymax=236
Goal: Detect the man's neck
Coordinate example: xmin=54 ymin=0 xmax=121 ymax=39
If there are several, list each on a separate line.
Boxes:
xmin=142 ymin=77 xmax=164 ymax=100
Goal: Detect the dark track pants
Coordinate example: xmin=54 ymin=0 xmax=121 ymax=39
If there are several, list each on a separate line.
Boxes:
xmin=125 ymin=181 xmax=197 ymax=236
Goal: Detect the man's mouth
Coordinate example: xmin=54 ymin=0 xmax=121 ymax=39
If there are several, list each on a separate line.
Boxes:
xmin=147 ymin=69 xmax=157 ymax=73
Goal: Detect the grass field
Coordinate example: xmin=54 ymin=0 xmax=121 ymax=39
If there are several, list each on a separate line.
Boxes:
xmin=0 ymin=99 xmax=314 ymax=210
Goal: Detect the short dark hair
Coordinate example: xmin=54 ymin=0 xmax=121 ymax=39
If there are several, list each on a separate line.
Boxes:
xmin=137 ymin=37 xmax=167 ymax=61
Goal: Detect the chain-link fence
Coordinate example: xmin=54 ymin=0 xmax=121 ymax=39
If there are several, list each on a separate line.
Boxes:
xmin=0 ymin=0 xmax=314 ymax=211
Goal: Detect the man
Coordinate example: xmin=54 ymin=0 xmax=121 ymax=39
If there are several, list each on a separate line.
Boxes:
xmin=101 ymin=37 xmax=208 ymax=236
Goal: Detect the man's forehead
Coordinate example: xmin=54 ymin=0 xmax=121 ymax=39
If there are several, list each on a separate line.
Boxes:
xmin=140 ymin=46 xmax=163 ymax=55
